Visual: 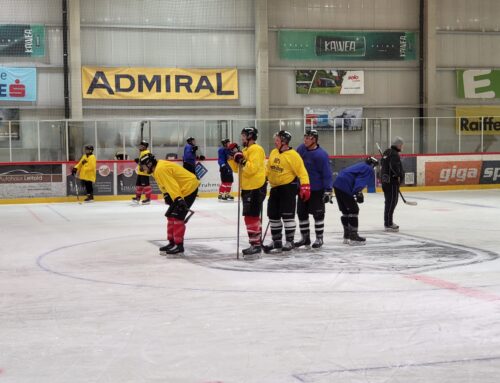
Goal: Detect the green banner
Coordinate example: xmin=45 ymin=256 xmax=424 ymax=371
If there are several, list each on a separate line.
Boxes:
xmin=279 ymin=30 xmax=417 ymax=61
xmin=457 ymin=69 xmax=500 ymax=99
xmin=0 ymin=24 xmax=45 ymax=57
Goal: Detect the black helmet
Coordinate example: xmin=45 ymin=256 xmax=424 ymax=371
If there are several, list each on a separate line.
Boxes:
xmin=139 ymin=152 xmax=157 ymax=167
xmin=221 ymin=138 xmax=230 ymax=146
xmin=241 ymin=127 xmax=258 ymax=141
xmin=304 ymin=129 xmax=319 ymax=140
xmin=366 ymin=156 xmax=379 ymax=167
xmin=139 ymin=140 xmax=149 ymax=148
xmin=276 ymin=130 xmax=292 ymax=144
xmin=186 ymin=137 xmax=195 ymax=144
xmin=84 ymin=144 xmax=94 ymax=151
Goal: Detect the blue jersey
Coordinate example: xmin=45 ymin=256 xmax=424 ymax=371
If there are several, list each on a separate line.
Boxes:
xmin=183 ymin=143 xmax=196 ymax=165
xmin=333 ymin=161 xmax=374 ymax=195
xmin=296 ymin=143 xmax=333 ymax=191
xmin=218 ymin=147 xmax=230 ymax=167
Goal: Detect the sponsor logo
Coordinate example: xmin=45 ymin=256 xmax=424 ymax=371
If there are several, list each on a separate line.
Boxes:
xmin=460 ymin=116 xmax=500 ymax=132
xmin=399 ymin=35 xmax=407 ymax=57
xmin=348 ymin=74 xmax=359 ymax=80
xmin=480 ymin=161 xmax=500 ymax=184
xmin=425 ymin=161 xmax=482 ymax=186
xmin=315 ymin=36 xmax=366 ymax=57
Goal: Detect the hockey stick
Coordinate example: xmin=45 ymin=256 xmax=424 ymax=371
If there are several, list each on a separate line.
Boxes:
xmin=73 ymin=173 xmax=82 ymax=204
xmin=236 ymin=164 xmax=243 ymax=259
xmin=261 ymin=219 xmax=271 ymax=244
xmin=184 ymin=209 xmax=195 ymax=224
xmin=376 ymin=143 xmax=417 ymax=206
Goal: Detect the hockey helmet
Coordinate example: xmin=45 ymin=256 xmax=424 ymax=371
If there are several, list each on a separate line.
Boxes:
xmin=304 ymin=129 xmax=319 ymax=140
xmin=84 ymin=144 xmax=94 ymax=151
xmin=276 ymin=130 xmax=292 ymax=144
xmin=366 ymin=156 xmax=379 ymax=167
xmin=186 ymin=137 xmax=195 ymax=144
xmin=139 ymin=152 xmax=157 ymax=167
xmin=241 ymin=127 xmax=258 ymax=141
xmin=139 ymin=140 xmax=149 ymax=148
xmin=221 ymin=138 xmax=230 ymax=146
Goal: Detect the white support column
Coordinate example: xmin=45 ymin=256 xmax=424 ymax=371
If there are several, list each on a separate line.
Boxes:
xmin=69 ymin=0 xmax=83 ymax=119
xmin=255 ymin=0 xmax=269 ymax=121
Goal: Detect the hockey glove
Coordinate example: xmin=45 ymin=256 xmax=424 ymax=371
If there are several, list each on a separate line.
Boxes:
xmin=323 ymin=190 xmax=333 ymax=204
xmin=233 ymin=152 xmax=245 ymax=165
xmin=228 ymin=143 xmax=240 ymax=155
xmin=299 ymin=184 xmax=311 ymax=202
xmin=192 ymin=145 xmax=198 ymax=152
xmin=81 ymin=159 xmax=87 ymax=165
xmin=355 ymin=191 xmax=364 ymax=204
xmin=134 ymin=158 xmax=139 ymax=164
xmin=165 ymin=197 xmax=189 ymax=219
xmin=163 ymin=193 xmax=172 ymax=205
xmin=199 ymin=155 xmax=206 ymax=161
xmin=71 ymin=167 xmax=77 ymax=176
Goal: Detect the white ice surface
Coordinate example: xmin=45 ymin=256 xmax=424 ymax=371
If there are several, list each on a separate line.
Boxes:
xmin=1 ymin=190 xmax=500 ymax=383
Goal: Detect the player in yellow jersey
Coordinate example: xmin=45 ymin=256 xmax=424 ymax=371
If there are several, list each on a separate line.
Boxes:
xmin=264 ymin=131 xmax=310 ymax=253
xmin=139 ymin=153 xmax=200 ymax=256
xmin=132 ymin=141 xmax=152 ymax=205
xmin=72 ymin=144 xmax=97 ymax=202
xmin=228 ymin=127 xmax=267 ymax=260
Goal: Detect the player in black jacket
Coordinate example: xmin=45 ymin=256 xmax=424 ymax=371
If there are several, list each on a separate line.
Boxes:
xmin=380 ymin=137 xmax=405 ymax=232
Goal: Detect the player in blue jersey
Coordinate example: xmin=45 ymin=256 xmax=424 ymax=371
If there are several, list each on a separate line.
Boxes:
xmin=217 ymin=138 xmax=234 ymax=201
xmin=295 ymin=129 xmax=334 ymax=249
xmin=333 ymin=157 xmax=378 ymax=245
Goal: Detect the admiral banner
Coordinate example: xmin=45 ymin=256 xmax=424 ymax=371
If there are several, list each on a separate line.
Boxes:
xmin=0 ymin=24 xmax=45 ymax=57
xmin=296 ymin=70 xmax=364 ymax=95
xmin=82 ymin=67 xmax=239 ymax=100
xmin=279 ymin=30 xmax=417 ymax=61
xmin=457 ymin=69 xmax=500 ymax=99
xmin=455 ymin=106 xmax=500 ymax=135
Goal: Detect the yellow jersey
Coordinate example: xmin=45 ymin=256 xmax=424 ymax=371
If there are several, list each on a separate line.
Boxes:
xmin=152 ymin=160 xmax=200 ymax=200
xmin=137 ymin=149 xmax=151 ymax=176
xmin=75 ymin=154 xmax=96 ymax=183
xmin=228 ymin=143 xmax=266 ymax=190
xmin=266 ymin=148 xmax=309 ymax=188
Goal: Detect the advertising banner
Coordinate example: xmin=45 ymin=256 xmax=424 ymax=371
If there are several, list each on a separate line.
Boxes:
xmin=82 ymin=67 xmax=239 ymax=100
xmin=0 ymin=24 xmax=45 ymax=57
xmin=0 ymin=67 xmax=37 ymax=101
xmin=457 ymin=69 xmax=500 ymax=99
xmin=0 ymin=109 xmax=20 ymax=141
xmin=66 ymin=161 xmax=115 ymax=196
xmin=425 ymin=161 xmax=482 ymax=186
xmin=455 ymin=106 xmax=500 ymax=135
xmin=304 ymin=106 xmax=363 ymax=131
xmin=480 ymin=161 xmax=500 ymax=184
xmin=279 ymin=30 xmax=417 ymax=61
xmin=0 ymin=164 xmax=64 ymax=198
xmin=296 ymin=69 xmax=364 ymax=95
xmin=116 ymin=161 xmax=161 ymax=195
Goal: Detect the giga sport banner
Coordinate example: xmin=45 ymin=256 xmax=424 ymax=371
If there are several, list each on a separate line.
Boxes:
xmin=82 ymin=67 xmax=239 ymax=100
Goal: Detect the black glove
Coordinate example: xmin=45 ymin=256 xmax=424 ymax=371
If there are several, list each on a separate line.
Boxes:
xmin=163 ymin=193 xmax=172 ymax=205
xmin=165 ymin=197 xmax=189 ymax=219
xmin=71 ymin=167 xmax=77 ymax=176
xmin=134 ymin=158 xmax=139 ymax=164
xmin=355 ymin=191 xmax=364 ymax=204
xmin=199 ymin=155 xmax=206 ymax=161
xmin=323 ymin=190 xmax=333 ymax=204
xmin=192 ymin=145 xmax=198 ymax=152
xmin=81 ymin=159 xmax=87 ymax=165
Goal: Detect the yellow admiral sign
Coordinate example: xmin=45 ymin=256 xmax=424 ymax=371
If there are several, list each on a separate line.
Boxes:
xmin=82 ymin=67 xmax=238 ymax=100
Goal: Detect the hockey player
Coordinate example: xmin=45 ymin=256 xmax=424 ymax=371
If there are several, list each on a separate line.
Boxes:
xmin=333 ymin=157 xmax=379 ymax=245
xmin=295 ymin=129 xmax=333 ymax=249
xmin=132 ymin=141 xmax=152 ymax=205
xmin=227 ymin=127 xmax=267 ymax=259
xmin=183 ymin=137 xmax=198 ymax=174
xmin=139 ymin=153 xmax=200 ymax=255
xmin=72 ymin=144 xmax=96 ymax=202
xmin=217 ymin=138 xmax=234 ymax=201
xmin=264 ymin=130 xmax=310 ymax=253
xmin=381 ymin=137 xmax=405 ymax=232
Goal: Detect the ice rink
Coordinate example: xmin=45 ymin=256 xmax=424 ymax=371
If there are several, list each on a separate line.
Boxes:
xmin=1 ymin=189 xmax=500 ymax=383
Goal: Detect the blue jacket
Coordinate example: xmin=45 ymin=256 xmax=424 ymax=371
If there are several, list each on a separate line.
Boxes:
xmin=296 ymin=143 xmax=333 ymax=191
xmin=333 ymin=161 xmax=374 ymax=195
xmin=183 ymin=143 xmax=196 ymax=165
xmin=218 ymin=147 xmax=230 ymax=168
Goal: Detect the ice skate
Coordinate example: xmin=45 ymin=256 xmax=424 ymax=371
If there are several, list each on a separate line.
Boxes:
xmin=84 ymin=195 xmax=94 ymax=203
xmin=242 ymin=245 xmax=261 ymax=260
xmin=131 ymin=197 xmax=140 ymax=205
xmin=226 ymin=193 xmax=235 ymax=201
xmin=294 ymin=235 xmax=311 ymax=248
xmin=141 ymin=198 xmax=151 ymax=205
xmin=349 ymin=231 xmax=366 ymax=246
xmin=312 ymin=237 xmax=324 ymax=249
xmin=282 ymin=240 xmax=295 ymax=252
xmin=159 ymin=241 xmax=175 ymax=254
xmin=165 ymin=243 xmax=184 ymax=257
xmin=384 ymin=224 xmax=399 ymax=232
xmin=262 ymin=240 xmax=282 ymax=254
